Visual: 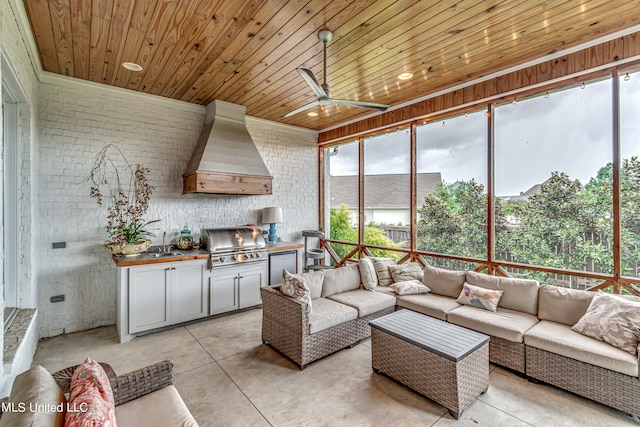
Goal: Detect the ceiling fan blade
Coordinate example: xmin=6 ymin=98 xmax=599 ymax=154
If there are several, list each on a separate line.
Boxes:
xmin=331 ymin=99 xmax=389 ymax=112
xmin=297 ymin=68 xmax=327 ymax=99
xmin=282 ymin=100 xmax=320 ymax=118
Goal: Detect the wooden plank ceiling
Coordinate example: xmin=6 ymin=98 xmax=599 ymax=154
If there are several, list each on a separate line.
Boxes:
xmin=23 ymin=0 xmax=640 ymax=131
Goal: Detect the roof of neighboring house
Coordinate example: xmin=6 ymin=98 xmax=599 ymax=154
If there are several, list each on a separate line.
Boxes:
xmin=330 ymin=173 xmax=442 ymax=209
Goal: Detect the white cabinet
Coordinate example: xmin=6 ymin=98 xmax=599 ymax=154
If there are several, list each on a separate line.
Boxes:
xmin=209 ymin=262 xmax=268 ymax=315
xmin=172 ymin=261 xmax=207 ymax=323
xmin=119 ymin=259 xmax=207 ymax=340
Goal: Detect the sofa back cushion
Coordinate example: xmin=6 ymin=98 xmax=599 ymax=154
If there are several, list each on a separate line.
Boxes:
xmin=321 ymin=263 xmax=361 ymax=297
xmin=538 ymin=285 xmax=595 ymax=325
xmin=290 ymin=270 xmax=324 ymax=300
xmin=1 ymin=365 xmax=66 ymax=427
xmin=421 ymin=264 xmax=466 ymax=298
xmin=466 ymin=271 xmax=540 ymax=315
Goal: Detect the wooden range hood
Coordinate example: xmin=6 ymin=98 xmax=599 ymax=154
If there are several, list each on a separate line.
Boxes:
xmin=183 ymin=100 xmax=272 ymax=195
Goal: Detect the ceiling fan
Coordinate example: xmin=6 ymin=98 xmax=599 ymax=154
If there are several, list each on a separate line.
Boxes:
xmin=283 ymin=29 xmax=390 ymax=118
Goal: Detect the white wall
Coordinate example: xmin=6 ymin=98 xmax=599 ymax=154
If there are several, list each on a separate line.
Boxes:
xmin=36 ymin=78 xmax=318 ymax=337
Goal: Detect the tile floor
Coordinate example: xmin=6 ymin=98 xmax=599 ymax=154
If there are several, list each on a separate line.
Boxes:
xmin=32 ymin=309 xmax=639 ymax=427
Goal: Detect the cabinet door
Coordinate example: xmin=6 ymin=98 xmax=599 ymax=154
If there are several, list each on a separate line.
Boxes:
xmin=129 ymin=264 xmax=171 ymax=333
xmin=239 ymin=263 xmax=268 ymax=309
xmin=209 ymin=270 xmax=239 ymax=315
xmin=172 ymin=261 xmax=207 ymax=323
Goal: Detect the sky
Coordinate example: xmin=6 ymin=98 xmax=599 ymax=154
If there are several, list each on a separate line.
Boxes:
xmin=329 ymin=71 xmax=640 ymax=197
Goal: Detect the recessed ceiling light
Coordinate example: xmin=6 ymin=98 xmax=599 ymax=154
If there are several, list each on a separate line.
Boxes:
xmin=307 ymin=112 xmax=318 ymax=117
xmin=122 ymin=62 xmax=143 ymax=72
xmin=398 ymin=72 xmax=413 ymax=80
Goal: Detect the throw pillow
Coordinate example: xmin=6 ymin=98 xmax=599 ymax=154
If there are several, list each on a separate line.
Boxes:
xmin=281 ymin=270 xmax=312 ymax=313
xmin=390 ymin=280 xmax=431 ymax=295
xmin=358 ymin=257 xmax=378 ymax=290
xmin=371 ymin=257 xmax=397 ymax=286
xmin=456 ymin=283 xmax=503 ymax=312
xmin=389 ymin=262 xmax=424 ymax=283
xmin=572 ymin=292 xmax=640 ymax=355
xmin=64 ymin=357 xmax=117 ymax=427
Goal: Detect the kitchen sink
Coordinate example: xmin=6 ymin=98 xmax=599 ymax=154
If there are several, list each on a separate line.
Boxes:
xmin=146 ymin=251 xmax=183 ymax=258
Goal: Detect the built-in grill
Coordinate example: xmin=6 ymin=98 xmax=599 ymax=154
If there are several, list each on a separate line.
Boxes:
xmin=200 ymin=226 xmax=267 ymax=268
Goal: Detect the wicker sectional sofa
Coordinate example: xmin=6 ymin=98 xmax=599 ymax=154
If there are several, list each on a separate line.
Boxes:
xmin=393 ymin=264 xmax=640 ymax=418
xmin=261 ymin=263 xmax=396 ymax=369
xmin=262 ymin=261 xmax=640 ymax=418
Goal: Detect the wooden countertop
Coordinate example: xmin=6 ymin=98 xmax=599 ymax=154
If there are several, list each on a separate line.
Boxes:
xmin=266 ymin=242 xmax=304 ymax=252
xmin=113 ymin=242 xmax=303 ymax=266
xmin=112 ymin=249 xmax=211 ymax=267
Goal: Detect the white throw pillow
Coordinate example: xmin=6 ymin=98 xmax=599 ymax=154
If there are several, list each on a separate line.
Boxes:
xmin=456 ymin=283 xmax=503 ymax=312
xmin=358 ymin=257 xmax=378 ymax=290
xmin=281 ymin=270 xmax=312 ymax=313
xmin=390 ymin=280 xmax=431 ymax=295
xmin=572 ymin=292 xmax=640 ymax=355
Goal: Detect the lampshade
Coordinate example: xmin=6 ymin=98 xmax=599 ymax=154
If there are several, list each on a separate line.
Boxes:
xmin=262 ymin=207 xmax=283 ymax=224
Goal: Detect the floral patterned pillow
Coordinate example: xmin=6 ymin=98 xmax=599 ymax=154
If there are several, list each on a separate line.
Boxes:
xmin=572 ymin=292 xmax=640 ymax=355
xmin=64 ymin=357 xmax=116 ymax=427
xmin=281 ymin=270 xmax=312 ymax=313
xmin=389 ymin=262 xmax=424 ymax=283
xmin=456 ymin=283 xmax=503 ymax=312
xmin=390 ymin=280 xmax=431 ymax=295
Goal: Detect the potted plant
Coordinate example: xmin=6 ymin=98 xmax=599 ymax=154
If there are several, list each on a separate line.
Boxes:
xmin=85 ymin=144 xmax=160 ymax=256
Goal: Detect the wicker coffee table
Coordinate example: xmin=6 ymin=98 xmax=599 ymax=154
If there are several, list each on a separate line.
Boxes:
xmin=370 ymin=309 xmax=489 ymax=419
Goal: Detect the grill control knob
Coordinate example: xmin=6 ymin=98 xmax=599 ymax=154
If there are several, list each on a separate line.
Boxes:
xmin=255 ymin=252 xmax=261 ymax=258
xmin=248 ymin=253 xmax=254 ymax=259
xmin=219 ymin=257 xmax=225 ymax=263
xmin=232 ymin=255 xmax=237 ymax=261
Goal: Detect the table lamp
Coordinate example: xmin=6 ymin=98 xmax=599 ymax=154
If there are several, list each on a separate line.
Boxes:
xmin=262 ymin=207 xmax=283 ymax=243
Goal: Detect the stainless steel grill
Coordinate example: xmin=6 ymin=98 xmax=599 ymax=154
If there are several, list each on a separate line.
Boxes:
xmin=200 ymin=226 xmax=267 ymax=267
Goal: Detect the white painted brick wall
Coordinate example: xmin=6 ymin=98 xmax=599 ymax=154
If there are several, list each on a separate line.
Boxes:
xmin=36 ymin=82 xmax=318 ymax=337
xmin=2 ymin=0 xmax=41 ymax=390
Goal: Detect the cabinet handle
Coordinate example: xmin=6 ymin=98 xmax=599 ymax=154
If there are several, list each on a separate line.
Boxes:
xmin=238 ymin=275 xmax=244 ymax=279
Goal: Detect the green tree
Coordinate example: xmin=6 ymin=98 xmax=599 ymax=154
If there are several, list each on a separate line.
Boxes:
xmin=417 ymin=179 xmax=506 ymax=268
xmin=506 ymin=171 xmax=612 ymax=286
xmin=329 ymin=205 xmax=401 ymax=261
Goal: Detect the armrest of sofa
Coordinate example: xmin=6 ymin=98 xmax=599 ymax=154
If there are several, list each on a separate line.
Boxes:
xmin=110 ymin=360 xmax=174 ymax=406
xmin=261 ymin=285 xmax=308 ymax=335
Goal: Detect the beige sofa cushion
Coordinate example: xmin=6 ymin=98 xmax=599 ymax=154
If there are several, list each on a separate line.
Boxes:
xmin=116 ymin=385 xmax=198 ymax=426
xmin=396 ymin=294 xmax=461 ymax=321
xmin=308 ymin=298 xmax=358 ymax=334
xmin=358 ymin=257 xmax=378 ymax=290
xmin=525 ymin=320 xmax=638 ymax=377
xmin=447 ymin=305 xmax=539 ymax=342
xmin=327 ymin=289 xmax=396 ymax=317
xmin=0 ymin=366 xmax=66 ymax=427
xmin=279 ymin=271 xmax=324 ymax=300
xmin=422 ymin=264 xmax=466 ymax=298
xmin=537 ymin=285 xmax=595 ymax=325
xmin=321 ymin=263 xmax=361 ymax=297
xmin=466 ymin=271 xmax=539 ymax=315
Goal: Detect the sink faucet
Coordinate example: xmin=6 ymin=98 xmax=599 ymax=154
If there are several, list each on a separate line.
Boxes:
xmin=163 ymin=231 xmax=167 ymax=252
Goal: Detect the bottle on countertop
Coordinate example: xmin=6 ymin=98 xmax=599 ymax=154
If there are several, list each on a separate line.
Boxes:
xmin=177 ymin=226 xmax=194 ymax=250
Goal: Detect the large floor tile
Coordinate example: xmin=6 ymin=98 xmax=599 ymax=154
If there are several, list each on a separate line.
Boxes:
xmin=33 ymin=325 xmax=213 ymax=375
xmin=432 ymin=400 xmax=533 ymax=426
xmin=219 ymin=342 xmax=445 ymax=426
xmin=186 ymin=309 xmax=263 ymax=361
xmin=174 ymin=362 xmax=269 ymax=427
xmin=478 ymin=367 xmax=638 ymax=426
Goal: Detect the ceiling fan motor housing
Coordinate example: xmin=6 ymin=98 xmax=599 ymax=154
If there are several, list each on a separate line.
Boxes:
xmin=318 ymin=29 xmax=333 ymax=44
